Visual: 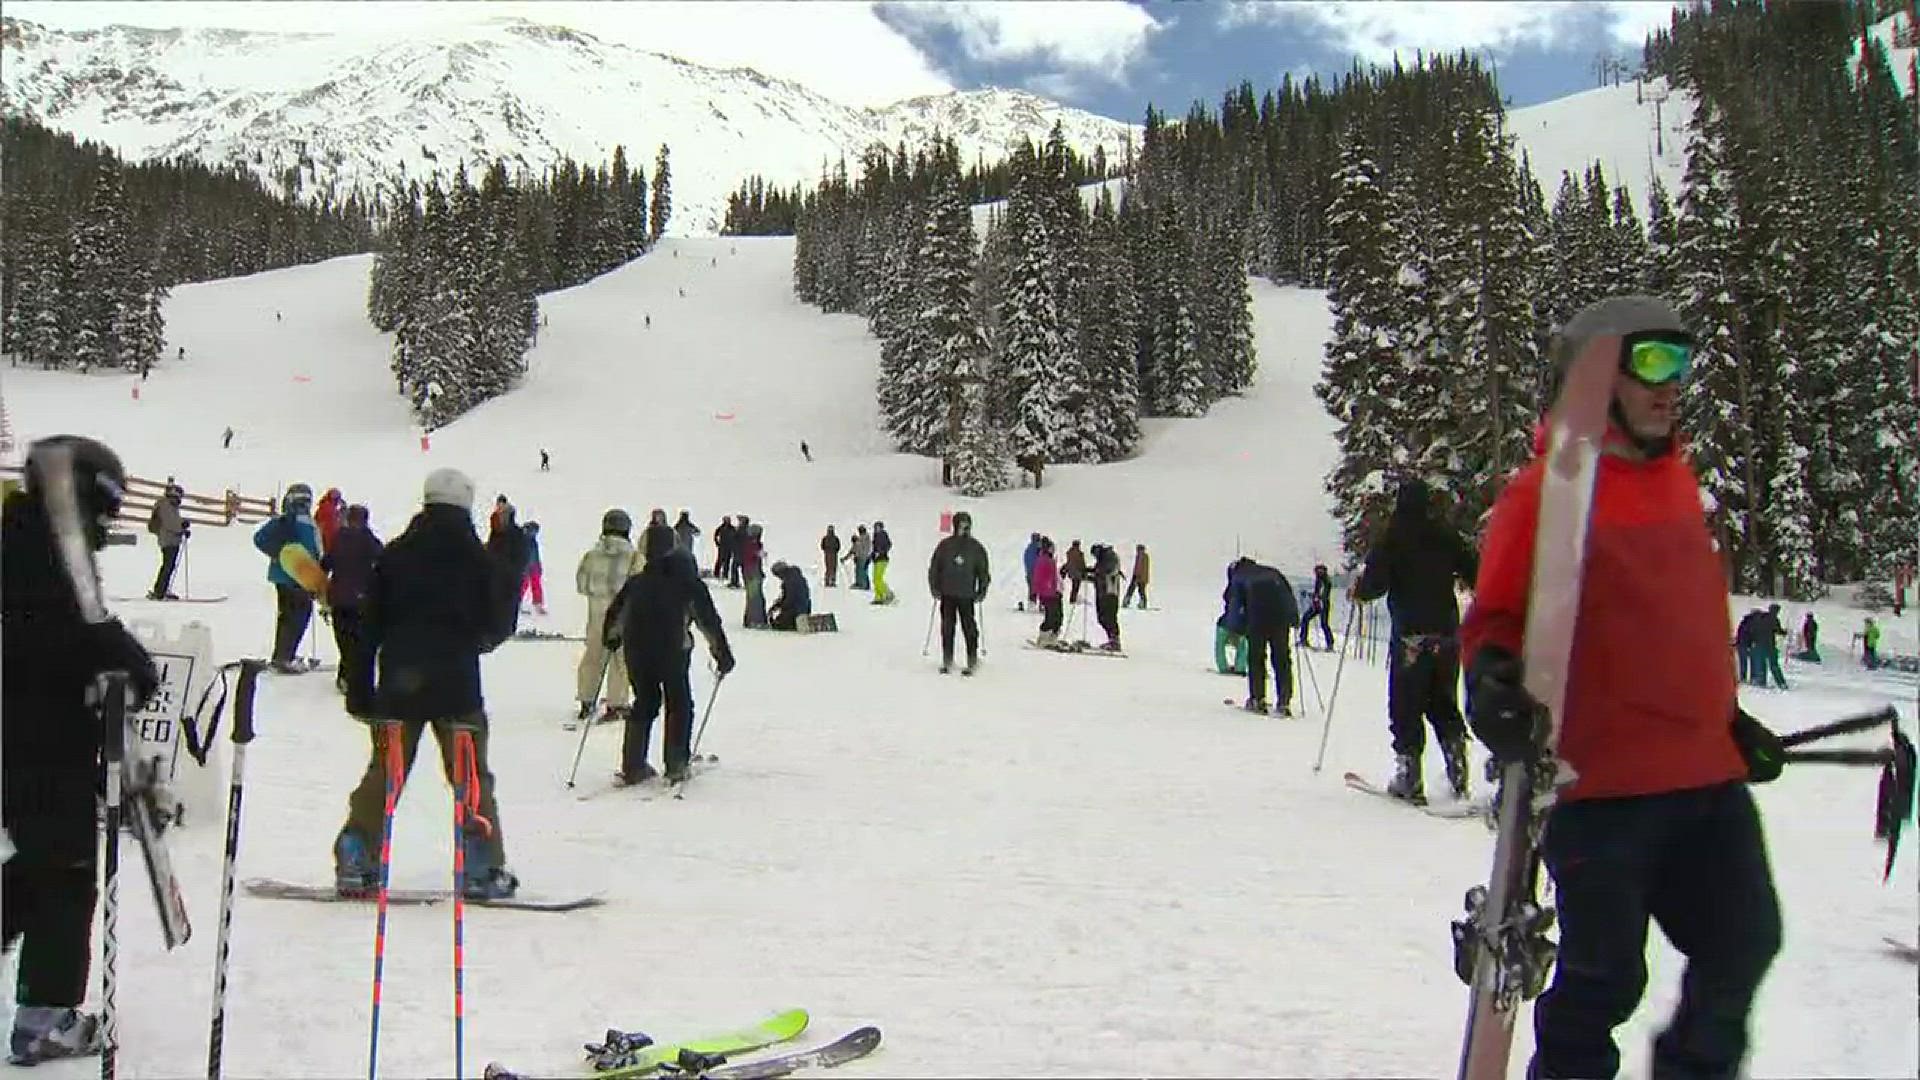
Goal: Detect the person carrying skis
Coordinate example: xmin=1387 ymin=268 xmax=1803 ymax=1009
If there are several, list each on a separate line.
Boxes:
xmin=1353 ymin=477 xmax=1477 ymax=803
xmin=574 ymin=510 xmax=639 ymax=723
xmin=820 ymin=526 xmax=842 ymax=587
xmin=870 ymin=521 xmax=895 ymax=604
xmin=1299 ymin=564 xmax=1335 ymax=650
xmin=1021 ymin=532 xmax=1042 ymax=611
xmin=3 ymin=436 xmax=159 ymax=1063
xmin=336 ymin=467 xmax=523 ymax=901
xmin=927 ymin=511 xmax=990 ymax=673
xmin=1033 ymin=537 xmax=1064 ymax=646
xmin=1460 ymin=295 xmax=1782 ymax=1080
xmin=672 ymin=510 xmax=700 ymax=558
xmin=323 ymin=504 xmax=382 ymax=698
xmin=1124 ymin=544 xmax=1151 ymax=609
xmin=603 ymin=524 xmax=735 ymax=784
xmin=314 ymin=487 xmax=346 ymax=553
xmin=713 ymin=516 xmax=737 ymax=583
xmin=767 ymin=561 xmax=813 ymax=630
xmin=252 ymin=483 xmax=322 ymax=674
xmin=1226 ymin=558 xmax=1297 ymax=714
xmin=846 ymin=524 xmax=873 ymax=590
xmin=1063 ymin=540 xmax=1088 ymax=604
xmin=1089 ymin=543 xmax=1124 ymax=651
xmin=520 ymin=521 xmax=546 ymax=616
xmin=145 ymin=481 xmax=190 ymax=600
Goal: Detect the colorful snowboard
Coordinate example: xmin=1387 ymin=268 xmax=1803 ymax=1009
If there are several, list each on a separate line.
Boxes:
xmin=278 ymin=543 xmax=328 ymax=598
xmin=242 ymin=877 xmax=601 ymax=912
xmin=484 ymin=1008 xmax=809 ymax=1080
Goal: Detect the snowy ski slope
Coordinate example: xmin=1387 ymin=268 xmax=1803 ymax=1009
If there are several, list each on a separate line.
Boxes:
xmin=1 ymin=238 xmax=1913 ymax=1078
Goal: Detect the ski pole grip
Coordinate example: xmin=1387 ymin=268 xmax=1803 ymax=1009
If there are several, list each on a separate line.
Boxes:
xmin=231 ymin=660 xmax=265 ymax=745
xmin=1779 ymin=706 xmax=1899 ymax=749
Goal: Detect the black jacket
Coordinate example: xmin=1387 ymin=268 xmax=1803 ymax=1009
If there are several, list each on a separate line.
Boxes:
xmin=1243 ymin=563 xmax=1300 ymax=633
xmin=2 ymin=491 xmax=156 ymax=829
xmin=715 ymin=521 xmax=737 ymax=555
xmin=353 ymin=506 xmax=515 ymax=722
xmin=770 ymin=564 xmax=813 ymax=619
xmin=323 ymin=524 xmax=383 ymax=610
xmin=1354 ymin=483 xmax=1477 ymax=637
xmin=928 ymin=534 xmax=990 ymax=600
xmin=608 ymin=550 xmax=731 ymax=670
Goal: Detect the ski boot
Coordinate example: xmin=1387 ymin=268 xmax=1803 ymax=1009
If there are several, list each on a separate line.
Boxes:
xmin=1386 ymin=753 xmax=1426 ymax=805
xmin=1099 ymin=638 xmax=1121 ymax=652
xmin=1035 ymin=630 xmax=1060 ymax=648
xmin=599 ymin=704 xmax=632 ymax=726
xmin=1242 ymin=697 xmax=1269 ymax=714
xmin=1275 ymin=701 xmax=1293 ymax=718
xmin=663 ymin=761 xmax=691 ymax=785
xmin=613 ymin=763 xmax=659 ymax=787
xmin=461 ymin=835 xmax=519 ymax=901
xmin=585 ymin=1028 xmax=655 ymax=1071
xmin=939 ymin=653 xmax=953 ymax=675
xmin=576 ymin=700 xmax=595 ymax=723
xmin=962 ymin=652 xmax=978 ymax=676
xmin=334 ymin=827 xmax=379 ymax=896
xmin=1441 ymin=738 xmax=1470 ymax=800
xmin=8 ymin=1007 xmax=101 ymax=1065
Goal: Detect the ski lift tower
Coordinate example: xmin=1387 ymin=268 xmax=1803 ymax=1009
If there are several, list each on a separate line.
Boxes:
xmin=1648 ymin=81 xmax=1671 ymax=159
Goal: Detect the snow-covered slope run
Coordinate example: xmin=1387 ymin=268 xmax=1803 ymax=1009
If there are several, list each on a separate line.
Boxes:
xmin=1508 ymin=76 xmax=1694 ymax=214
xmin=0 ymin=16 xmax=1138 ymax=236
xmin=0 ymin=241 xmax=1911 ymax=1078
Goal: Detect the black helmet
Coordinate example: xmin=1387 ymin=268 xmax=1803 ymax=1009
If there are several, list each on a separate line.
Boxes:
xmin=602 ymin=509 xmax=632 ymax=536
xmin=953 ymin=511 xmax=973 ymax=531
xmin=25 ymin=435 xmax=128 ymax=549
xmin=642 ymin=523 xmax=676 ymax=561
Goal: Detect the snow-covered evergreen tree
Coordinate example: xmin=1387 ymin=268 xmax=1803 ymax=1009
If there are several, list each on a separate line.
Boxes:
xmin=951 ymin=379 xmax=1011 ymax=497
xmin=1078 ymin=188 xmax=1141 ymax=461
xmin=915 ymin=152 xmax=990 ymax=479
xmin=67 ymin=162 xmax=132 ymax=372
xmin=649 ymin=144 xmax=673 ymax=243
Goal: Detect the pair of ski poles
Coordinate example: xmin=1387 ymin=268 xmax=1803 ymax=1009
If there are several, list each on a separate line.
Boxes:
xmin=565 ymin=649 xmax=729 ymax=788
xmin=920 ymin=600 xmax=989 ymax=659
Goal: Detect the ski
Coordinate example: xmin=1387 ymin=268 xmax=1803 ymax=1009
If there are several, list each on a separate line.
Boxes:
xmin=1025 ymin=640 xmax=1125 ymax=658
xmin=106 ymin=678 xmax=195 ymax=948
xmin=1222 ymin=698 xmax=1295 ymax=718
xmin=1343 ymin=771 xmax=1485 ymax=819
xmin=1884 ymin=936 xmax=1919 ymax=963
xmin=242 ymin=878 xmax=602 ymax=912
xmin=683 ymin=1025 xmax=881 ymax=1080
xmin=483 ymin=1008 xmax=810 ymax=1080
xmin=514 ymin=629 xmax=586 ymax=643
xmin=110 ymin=595 xmax=230 ymax=604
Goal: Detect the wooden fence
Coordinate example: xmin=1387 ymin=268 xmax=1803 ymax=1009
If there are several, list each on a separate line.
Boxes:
xmin=0 ymin=465 xmax=275 ymax=528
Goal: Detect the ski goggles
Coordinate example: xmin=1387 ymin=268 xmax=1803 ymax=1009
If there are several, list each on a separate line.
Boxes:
xmin=1620 ymin=332 xmax=1694 ymax=386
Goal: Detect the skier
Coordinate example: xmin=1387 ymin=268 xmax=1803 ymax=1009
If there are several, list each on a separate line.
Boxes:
xmin=1089 ymin=543 xmax=1124 ymax=651
xmin=1032 ymin=536 xmax=1064 ymax=646
xmin=820 ymin=526 xmax=841 ymax=587
xmin=672 ymin=510 xmax=700 ymax=557
xmin=1862 ymin=616 xmax=1882 ymax=669
xmin=575 ymin=510 xmax=639 ymax=722
xmin=603 ymin=524 xmax=735 ymax=784
xmin=520 ymin=522 xmax=546 ymax=616
xmin=1226 ymin=558 xmax=1297 ymax=714
xmin=1063 ymin=540 xmax=1088 ymax=604
xmin=145 ymin=481 xmax=189 ymax=600
xmin=539 ymin=449 xmax=551 ymax=472
xmin=927 ymin=511 xmax=990 ymax=673
xmin=1732 ymin=608 xmax=1763 ymax=684
xmin=846 ymin=524 xmax=872 ymax=590
xmin=1298 ymin=564 xmax=1335 ymax=650
xmin=713 ymin=515 xmax=737 ymax=583
xmin=766 ymin=561 xmax=812 ymax=631
xmin=870 ymin=521 xmax=895 ymax=604
xmin=1752 ymin=603 xmax=1788 ymax=689
xmin=221 ymin=426 xmax=234 ymax=450
xmin=1352 ymin=477 xmax=1477 ymax=802
xmin=488 ymin=494 xmax=512 ymax=536
xmin=1020 ymin=532 xmax=1042 ymax=611
xmin=800 ymin=441 xmax=812 ymax=462
xmin=730 ymin=514 xmax=752 ymax=588
xmin=323 ymin=504 xmax=382 ymax=698
xmin=739 ymin=522 xmax=768 ymax=627
xmin=486 ymin=503 xmax=531 ymax=609
xmin=1124 ymin=544 xmax=1151 ymax=609
xmin=3 ymin=436 xmax=158 ymax=1064
xmin=336 ymin=467 xmax=522 ymax=900
xmin=1461 ymin=295 xmax=1781 ymax=1080
xmin=314 ymin=487 xmax=346 ymax=553
xmin=252 ymin=484 xmax=322 ymax=674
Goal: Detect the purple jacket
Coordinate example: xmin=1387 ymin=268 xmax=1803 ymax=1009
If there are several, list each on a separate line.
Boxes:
xmin=323 ymin=524 xmax=383 ymax=610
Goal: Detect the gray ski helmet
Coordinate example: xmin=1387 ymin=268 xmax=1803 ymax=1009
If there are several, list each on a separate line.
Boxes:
xmin=282 ymin=482 xmax=314 ymax=515
xmin=25 ymin=435 xmax=128 ymax=542
xmin=602 ymin=508 xmax=632 ymax=537
xmin=1548 ymin=295 xmax=1689 ymax=389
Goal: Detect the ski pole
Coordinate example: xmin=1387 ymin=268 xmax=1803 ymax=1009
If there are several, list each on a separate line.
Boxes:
xmin=1779 ymin=706 xmax=1899 ymax=749
xmin=183 ymin=533 xmax=191 ymax=600
xmin=566 ymin=649 xmax=618 ymax=789
xmin=1311 ymin=602 xmax=1361 ymax=773
xmin=100 ymin=673 xmax=129 ymax=1080
xmin=451 ymin=729 xmax=489 ymax=1080
xmin=206 ymin=660 xmax=266 ymax=1080
xmin=367 ymin=722 xmax=406 ymax=1080
xmin=1784 ymin=748 xmax=1895 ymax=766
xmin=691 ymin=672 xmax=727 ymax=761
xmin=921 ymin=602 xmax=936 ymax=657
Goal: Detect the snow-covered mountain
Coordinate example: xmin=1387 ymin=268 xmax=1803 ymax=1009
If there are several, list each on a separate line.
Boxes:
xmin=0 ymin=15 xmax=1140 ymax=234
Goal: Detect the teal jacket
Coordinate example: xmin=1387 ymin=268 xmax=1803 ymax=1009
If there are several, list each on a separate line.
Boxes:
xmin=253 ymin=514 xmax=322 ymax=588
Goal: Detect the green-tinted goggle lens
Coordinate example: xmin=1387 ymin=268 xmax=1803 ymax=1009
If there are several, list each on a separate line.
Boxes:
xmin=1624 ymin=338 xmax=1693 ymax=385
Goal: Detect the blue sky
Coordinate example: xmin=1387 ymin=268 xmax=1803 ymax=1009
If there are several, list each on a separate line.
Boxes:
xmin=11 ymin=1 xmax=1685 ymax=118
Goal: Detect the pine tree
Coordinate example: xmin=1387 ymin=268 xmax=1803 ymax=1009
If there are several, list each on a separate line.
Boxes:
xmin=649 ymin=145 xmax=673 ymax=243
xmin=67 ymin=162 xmax=132 ymax=372
xmin=952 ymin=379 xmax=1012 ymax=497
xmin=1643 ymin=175 xmax=1680 ymax=303
xmin=1148 ymin=206 xmax=1206 ymax=417
xmin=997 ymin=140 xmax=1078 ymax=485
xmin=916 ymin=152 xmax=991 ymax=482
xmin=1079 ymin=188 xmax=1141 ymax=460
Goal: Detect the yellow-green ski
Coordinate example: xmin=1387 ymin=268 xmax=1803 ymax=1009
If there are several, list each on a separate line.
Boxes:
xmin=483 ymin=1008 xmax=809 ymax=1080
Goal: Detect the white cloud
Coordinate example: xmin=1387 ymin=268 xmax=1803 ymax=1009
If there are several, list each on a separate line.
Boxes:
xmin=1219 ymin=1 xmax=1683 ymax=61
xmin=880 ymin=1 xmax=1162 ymax=78
xmin=4 ymin=1 xmax=956 ymax=106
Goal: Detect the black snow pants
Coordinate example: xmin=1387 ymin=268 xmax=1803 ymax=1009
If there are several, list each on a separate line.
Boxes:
xmin=1388 ymin=633 xmax=1466 ymax=756
xmin=151 ymin=543 xmax=181 ymax=598
xmin=1298 ymin=600 xmax=1334 ymax=649
xmin=939 ymin=596 xmax=980 ymax=663
xmin=331 ymin=606 xmax=367 ymax=692
xmin=1039 ymin=596 xmax=1063 ymax=634
xmin=1531 ymin=782 xmax=1781 ymax=1080
xmin=1245 ymin=629 xmax=1293 ymax=708
xmin=2 ymin=775 xmax=99 ymax=1009
xmin=272 ymin=583 xmax=314 ymax=665
xmin=1095 ymin=595 xmax=1120 ymax=643
xmin=623 ymin=653 xmax=696 ymax=776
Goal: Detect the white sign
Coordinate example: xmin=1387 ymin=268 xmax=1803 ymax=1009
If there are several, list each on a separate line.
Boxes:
xmin=127 ymin=620 xmax=220 ymax=828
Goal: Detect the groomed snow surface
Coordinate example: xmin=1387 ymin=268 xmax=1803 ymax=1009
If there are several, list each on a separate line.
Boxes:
xmin=3 ymin=238 xmax=1913 ymax=1078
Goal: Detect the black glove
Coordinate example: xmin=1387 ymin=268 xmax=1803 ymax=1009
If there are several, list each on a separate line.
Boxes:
xmin=1731 ymin=707 xmax=1784 ymax=784
xmin=712 ymin=644 xmax=736 ymax=677
xmin=1466 ymin=645 xmax=1541 ymax=763
xmin=93 ymin=620 xmax=160 ymax=711
xmin=180 ymin=523 xmax=192 ymax=539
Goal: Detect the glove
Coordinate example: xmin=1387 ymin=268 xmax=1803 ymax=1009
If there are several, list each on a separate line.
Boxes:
xmin=1466 ymin=645 xmax=1541 ymax=763
xmin=603 ymin=628 xmax=623 ymax=652
xmin=180 ymin=523 xmax=192 ymax=540
xmin=1731 ymin=707 xmax=1784 ymax=784
xmin=93 ymin=620 xmax=161 ymax=711
xmin=712 ymin=644 xmax=736 ymax=677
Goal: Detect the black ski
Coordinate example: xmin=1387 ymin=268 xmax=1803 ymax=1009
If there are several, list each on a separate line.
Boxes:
xmin=241 ymin=877 xmax=601 ymax=912
xmin=682 ymin=1025 xmax=882 ymax=1079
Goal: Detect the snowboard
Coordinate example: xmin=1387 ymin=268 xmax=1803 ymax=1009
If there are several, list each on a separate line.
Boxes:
xmin=484 ymin=1008 xmax=810 ymax=1080
xmin=1343 ymin=771 xmax=1486 ymax=819
xmin=278 ymin=543 xmax=328 ymax=598
xmin=241 ymin=877 xmax=602 ymax=912
xmin=695 ymin=1025 xmax=882 ymax=1080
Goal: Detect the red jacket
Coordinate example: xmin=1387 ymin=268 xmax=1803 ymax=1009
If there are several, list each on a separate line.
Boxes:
xmin=1460 ymin=428 xmax=1745 ymax=803
xmin=314 ymin=490 xmax=344 ymax=553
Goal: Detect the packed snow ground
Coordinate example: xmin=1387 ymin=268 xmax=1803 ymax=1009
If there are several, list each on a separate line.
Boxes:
xmin=2 ymin=237 xmax=1914 ymax=1077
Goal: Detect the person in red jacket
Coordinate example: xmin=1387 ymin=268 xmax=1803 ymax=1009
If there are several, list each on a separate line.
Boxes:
xmin=314 ymin=487 xmax=345 ymax=553
xmin=1460 ymin=296 xmax=1782 ymax=1080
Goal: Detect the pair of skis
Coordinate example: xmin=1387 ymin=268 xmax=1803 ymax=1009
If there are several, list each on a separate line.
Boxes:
xmin=484 ymin=1008 xmax=881 ymax=1080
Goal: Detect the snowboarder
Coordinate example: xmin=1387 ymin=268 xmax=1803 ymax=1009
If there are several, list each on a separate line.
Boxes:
xmin=713 ymin=516 xmax=737 ymax=584
xmin=739 ymin=523 xmax=768 ymax=627
xmin=820 ymin=526 xmax=841 ymax=587
xmin=1063 ymin=540 xmax=1088 ymax=604
xmin=766 ymin=561 xmax=812 ymax=631
xmin=1299 ymin=564 xmax=1335 ymax=650
xmin=336 ymin=467 xmax=523 ymax=901
xmin=1795 ymin=611 xmax=1820 ymax=662
xmin=1352 ymin=477 xmax=1477 ymax=803
xmin=539 ymin=448 xmax=550 ymax=472
xmin=1460 ymin=295 xmax=1781 ymax=1080
xmin=845 ymin=524 xmax=872 ymax=590
xmin=252 ymin=484 xmax=322 ymax=674
xmin=322 ymin=504 xmax=382 ymax=698
xmin=1020 ymin=532 xmax=1042 ymax=611
xmin=145 ymin=481 xmax=189 ymax=600
xmin=672 ymin=510 xmax=700 ymax=557
xmin=927 ymin=511 xmax=990 ymax=673
xmin=221 ymin=426 xmax=234 ymax=450
xmin=800 ymin=441 xmax=811 ymax=462
xmin=603 ymin=524 xmax=735 ymax=784
xmin=520 ymin=522 xmax=546 ymax=616
xmin=1089 ymin=543 xmax=1124 ymax=651
xmin=314 ymin=487 xmax=345 ymax=554
xmin=1033 ymin=537 xmax=1064 ymax=646
xmin=870 ymin=521 xmax=895 ymax=604
xmin=1124 ymin=544 xmax=1151 ymax=609
xmin=575 ymin=510 xmax=639 ymax=722
xmin=3 ymin=436 xmax=158 ymax=1064
xmin=1225 ymin=558 xmax=1297 ymax=714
